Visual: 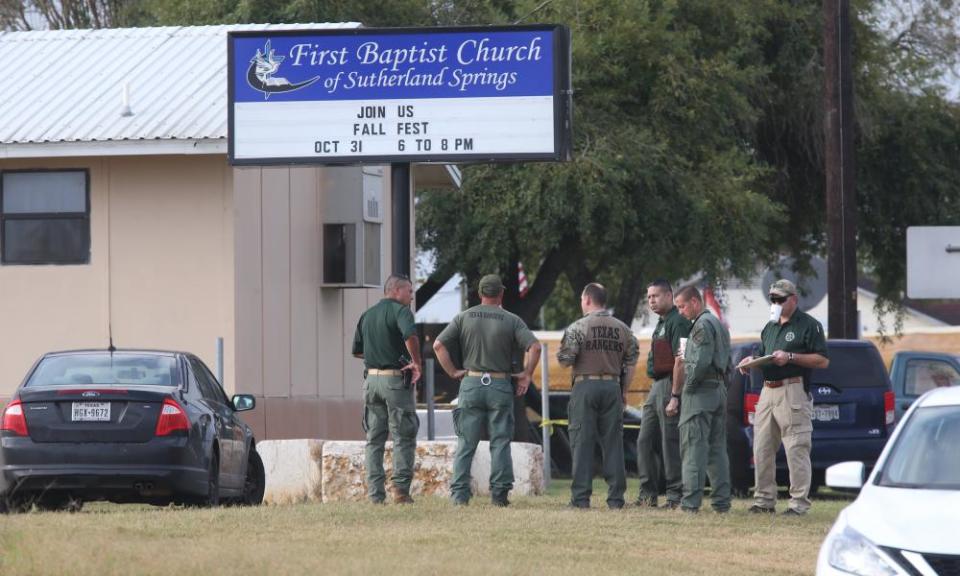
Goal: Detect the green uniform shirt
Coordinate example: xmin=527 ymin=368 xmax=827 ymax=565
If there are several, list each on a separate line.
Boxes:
xmin=351 ymin=298 xmax=417 ymax=369
xmin=647 ymin=306 xmax=693 ymax=378
xmin=757 ymin=309 xmax=828 ymax=381
xmin=682 ymin=310 xmax=731 ymax=391
xmin=437 ymin=304 xmax=538 ymax=373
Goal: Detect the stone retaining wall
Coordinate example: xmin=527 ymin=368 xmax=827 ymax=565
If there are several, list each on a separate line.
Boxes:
xmin=258 ymin=439 xmax=544 ymax=504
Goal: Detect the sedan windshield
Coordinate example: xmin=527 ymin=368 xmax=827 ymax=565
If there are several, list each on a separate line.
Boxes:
xmin=878 ymin=406 xmax=960 ymax=490
xmin=27 ymin=353 xmax=180 ymax=387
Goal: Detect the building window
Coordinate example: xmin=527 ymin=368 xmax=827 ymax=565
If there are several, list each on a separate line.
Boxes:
xmin=1 ymin=170 xmax=90 ymax=265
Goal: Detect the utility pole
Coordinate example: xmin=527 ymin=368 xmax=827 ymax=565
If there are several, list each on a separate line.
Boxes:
xmin=824 ymin=0 xmax=858 ymax=339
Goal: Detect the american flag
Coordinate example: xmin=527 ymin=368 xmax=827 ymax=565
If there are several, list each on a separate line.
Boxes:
xmin=703 ymin=285 xmax=728 ymax=327
xmin=518 ymin=262 xmax=529 ymax=298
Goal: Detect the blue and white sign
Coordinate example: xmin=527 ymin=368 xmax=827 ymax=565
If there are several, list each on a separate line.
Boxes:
xmin=228 ymin=26 xmax=571 ymax=165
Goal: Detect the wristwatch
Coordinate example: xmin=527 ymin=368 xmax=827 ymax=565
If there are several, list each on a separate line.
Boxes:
xmin=788 ymin=352 xmax=795 ymax=362
xmin=671 ymin=393 xmax=681 ymax=400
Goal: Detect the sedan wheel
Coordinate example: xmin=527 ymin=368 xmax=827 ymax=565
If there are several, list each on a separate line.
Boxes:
xmin=36 ymin=495 xmax=84 ymax=513
xmin=240 ymin=450 xmax=265 ymax=505
xmin=0 ymin=495 xmax=30 ymax=514
xmin=195 ymin=452 xmax=220 ymax=508
xmin=208 ymin=453 xmax=221 ymax=507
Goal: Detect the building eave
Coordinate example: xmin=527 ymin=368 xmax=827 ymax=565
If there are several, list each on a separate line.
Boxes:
xmin=0 ymin=139 xmax=228 ymax=159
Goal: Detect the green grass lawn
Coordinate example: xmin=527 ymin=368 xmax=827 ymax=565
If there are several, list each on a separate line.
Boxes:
xmin=0 ymin=479 xmax=850 ymax=576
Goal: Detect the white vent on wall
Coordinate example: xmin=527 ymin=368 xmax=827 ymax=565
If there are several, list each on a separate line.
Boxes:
xmin=364 ymin=186 xmax=382 ymax=223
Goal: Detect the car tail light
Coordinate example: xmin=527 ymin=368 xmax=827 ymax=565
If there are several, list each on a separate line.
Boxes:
xmin=744 ymin=393 xmax=760 ymax=426
xmin=1 ymin=399 xmax=28 ymax=436
xmin=884 ymin=390 xmax=895 ymax=427
xmin=155 ymin=397 xmax=190 ymax=436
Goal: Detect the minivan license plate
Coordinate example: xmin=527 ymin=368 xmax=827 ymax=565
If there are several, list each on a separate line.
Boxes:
xmin=814 ymin=404 xmax=839 ymax=422
xmin=71 ymin=402 xmax=110 ymax=422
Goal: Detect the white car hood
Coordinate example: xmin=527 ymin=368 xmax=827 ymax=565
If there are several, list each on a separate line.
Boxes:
xmin=846 ymin=485 xmax=960 ymax=554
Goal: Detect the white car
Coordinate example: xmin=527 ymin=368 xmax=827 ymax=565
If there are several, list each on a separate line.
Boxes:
xmin=816 ymin=385 xmax=960 ymax=575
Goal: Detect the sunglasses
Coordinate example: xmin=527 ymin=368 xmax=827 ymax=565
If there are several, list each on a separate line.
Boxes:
xmin=769 ymin=295 xmax=790 ymax=304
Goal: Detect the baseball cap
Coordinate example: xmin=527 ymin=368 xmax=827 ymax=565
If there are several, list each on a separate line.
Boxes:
xmin=479 ymin=274 xmax=505 ymax=296
xmin=769 ymin=279 xmax=797 ymax=297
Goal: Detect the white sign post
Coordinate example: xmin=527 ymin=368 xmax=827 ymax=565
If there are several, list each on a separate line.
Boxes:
xmin=906 ymin=226 xmax=960 ymax=299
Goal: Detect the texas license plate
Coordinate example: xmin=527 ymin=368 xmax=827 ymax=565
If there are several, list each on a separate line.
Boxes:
xmin=71 ymin=402 xmax=111 ymax=422
xmin=814 ymin=404 xmax=839 ymax=422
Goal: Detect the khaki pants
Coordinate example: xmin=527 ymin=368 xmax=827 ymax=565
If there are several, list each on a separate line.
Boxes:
xmin=752 ymin=383 xmax=813 ymax=513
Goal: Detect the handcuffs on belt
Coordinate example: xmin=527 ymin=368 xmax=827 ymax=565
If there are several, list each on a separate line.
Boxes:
xmin=480 ymin=372 xmax=492 ymax=386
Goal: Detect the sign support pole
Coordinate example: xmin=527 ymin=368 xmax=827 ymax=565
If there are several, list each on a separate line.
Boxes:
xmin=391 ymin=163 xmax=412 ymax=279
xmin=541 ymin=343 xmax=551 ymax=490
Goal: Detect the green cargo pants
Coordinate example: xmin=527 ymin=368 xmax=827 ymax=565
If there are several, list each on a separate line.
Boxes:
xmin=636 ymin=377 xmax=682 ymax=505
xmin=569 ymin=379 xmax=626 ymax=508
xmin=363 ymin=373 xmax=419 ymax=502
xmin=451 ymin=375 xmax=514 ymax=503
xmin=679 ymin=384 xmax=731 ymax=512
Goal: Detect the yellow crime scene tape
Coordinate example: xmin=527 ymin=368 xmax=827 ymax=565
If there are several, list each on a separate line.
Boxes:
xmin=539 ymin=419 xmax=641 ymax=430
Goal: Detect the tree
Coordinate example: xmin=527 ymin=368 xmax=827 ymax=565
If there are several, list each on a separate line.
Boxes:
xmin=750 ymin=0 xmax=960 ymax=331
xmin=0 ymin=0 xmax=142 ymax=29
xmin=419 ymin=0 xmax=960 ymax=330
xmin=128 ymin=0 xmax=518 ymax=28
xmin=853 ymin=1 xmax=960 ymax=330
xmin=419 ymin=0 xmax=787 ymax=327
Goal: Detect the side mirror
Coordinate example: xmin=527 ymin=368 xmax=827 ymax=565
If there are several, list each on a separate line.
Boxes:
xmin=231 ymin=394 xmax=256 ymax=412
xmin=826 ymin=461 xmax=865 ymax=490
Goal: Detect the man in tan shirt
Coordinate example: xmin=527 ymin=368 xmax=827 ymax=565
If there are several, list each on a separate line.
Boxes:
xmin=557 ymin=283 xmax=639 ymax=509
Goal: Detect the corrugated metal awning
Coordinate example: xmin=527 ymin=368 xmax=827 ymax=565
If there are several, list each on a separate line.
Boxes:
xmin=0 ymin=24 xmax=359 ymax=150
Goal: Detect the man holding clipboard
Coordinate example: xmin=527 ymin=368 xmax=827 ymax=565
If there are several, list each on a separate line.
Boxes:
xmin=635 ymin=280 xmax=692 ymax=508
xmin=736 ymin=279 xmax=829 ymax=516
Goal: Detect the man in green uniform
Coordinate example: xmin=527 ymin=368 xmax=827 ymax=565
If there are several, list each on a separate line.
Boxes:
xmin=433 ymin=274 xmax=541 ymax=507
xmin=557 ymin=283 xmax=639 ymax=509
xmin=669 ymin=286 xmax=731 ymax=513
xmin=737 ymin=279 xmax=829 ymax=516
xmin=352 ymin=274 xmax=422 ymax=505
xmin=636 ymin=279 xmax=691 ymax=508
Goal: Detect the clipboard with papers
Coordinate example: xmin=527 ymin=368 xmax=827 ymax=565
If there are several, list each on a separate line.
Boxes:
xmin=738 ymin=355 xmax=775 ymax=370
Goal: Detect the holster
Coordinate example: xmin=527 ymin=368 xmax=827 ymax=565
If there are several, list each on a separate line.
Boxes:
xmin=652 ymin=339 xmax=675 ymax=375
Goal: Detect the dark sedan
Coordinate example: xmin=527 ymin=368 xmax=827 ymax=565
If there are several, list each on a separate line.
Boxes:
xmin=0 ymin=349 xmax=264 ymax=512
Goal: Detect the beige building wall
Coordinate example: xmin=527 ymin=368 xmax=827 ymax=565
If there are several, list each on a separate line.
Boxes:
xmin=0 ymin=155 xmax=234 ymax=407
xmin=234 ymin=165 xmax=405 ymax=441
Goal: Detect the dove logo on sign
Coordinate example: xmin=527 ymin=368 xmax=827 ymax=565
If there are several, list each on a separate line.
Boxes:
xmin=247 ymin=40 xmax=320 ymax=99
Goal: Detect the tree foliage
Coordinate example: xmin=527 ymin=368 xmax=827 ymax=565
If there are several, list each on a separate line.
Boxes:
xmin=0 ymin=0 xmax=141 ymax=29
xmin=421 ymin=0 xmax=789 ymax=326
xmin=423 ymin=0 xmax=960 ymax=328
xmin=125 ymin=0 xmax=518 ymax=28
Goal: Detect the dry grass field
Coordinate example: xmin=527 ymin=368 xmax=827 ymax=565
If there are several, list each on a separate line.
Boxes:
xmin=0 ymin=479 xmax=849 ymax=576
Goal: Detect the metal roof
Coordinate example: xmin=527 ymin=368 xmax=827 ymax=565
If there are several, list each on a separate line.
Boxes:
xmin=0 ymin=23 xmax=359 ymax=155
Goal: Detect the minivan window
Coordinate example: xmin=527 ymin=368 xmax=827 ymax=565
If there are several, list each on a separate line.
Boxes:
xmin=27 ymin=353 xmax=180 ymax=387
xmin=905 ymin=359 xmax=960 ymax=396
xmin=810 ymin=345 xmax=887 ymax=388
